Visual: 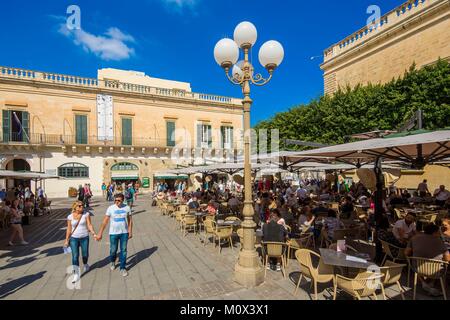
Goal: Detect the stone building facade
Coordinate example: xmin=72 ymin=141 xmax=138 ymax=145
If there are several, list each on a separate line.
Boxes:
xmin=0 ymin=67 xmax=244 ymax=197
xmin=321 ymin=0 xmax=450 ymax=95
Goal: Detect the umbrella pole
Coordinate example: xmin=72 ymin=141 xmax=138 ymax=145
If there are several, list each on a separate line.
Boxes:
xmin=373 ymin=157 xmax=384 ymax=263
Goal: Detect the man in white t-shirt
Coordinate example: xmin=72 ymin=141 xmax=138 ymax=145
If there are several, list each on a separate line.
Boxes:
xmin=96 ymin=193 xmax=133 ymax=277
xmin=393 ymin=213 xmax=416 ymax=246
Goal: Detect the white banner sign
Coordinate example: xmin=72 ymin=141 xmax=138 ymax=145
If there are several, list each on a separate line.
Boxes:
xmin=97 ymin=94 xmax=114 ymax=141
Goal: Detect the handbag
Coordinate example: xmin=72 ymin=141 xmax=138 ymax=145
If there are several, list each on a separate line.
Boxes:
xmin=63 ymin=214 xmax=83 ymax=254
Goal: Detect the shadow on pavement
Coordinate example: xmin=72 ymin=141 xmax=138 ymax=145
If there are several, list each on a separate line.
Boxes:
xmin=127 ymin=246 xmax=158 ymax=269
xmin=0 ymin=271 xmax=46 ymax=299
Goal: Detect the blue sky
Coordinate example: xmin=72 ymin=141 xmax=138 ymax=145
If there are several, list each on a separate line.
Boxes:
xmin=0 ymin=0 xmax=404 ymax=125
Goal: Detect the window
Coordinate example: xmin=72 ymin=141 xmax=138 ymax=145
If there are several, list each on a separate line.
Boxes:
xmin=166 ymin=121 xmax=175 ymax=147
xmin=197 ymin=124 xmax=212 ymax=148
xmin=111 ymin=162 xmax=139 ymax=171
xmin=58 ymin=163 xmax=89 ymax=178
xmin=75 ymin=114 xmax=88 ymax=144
xmin=221 ymin=126 xmax=233 ymax=149
xmin=121 ymin=118 xmax=132 ymax=146
xmin=2 ymin=110 xmax=29 ymax=143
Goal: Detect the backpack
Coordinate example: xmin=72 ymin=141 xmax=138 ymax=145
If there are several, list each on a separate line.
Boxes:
xmin=125 ymin=189 xmax=132 ymax=200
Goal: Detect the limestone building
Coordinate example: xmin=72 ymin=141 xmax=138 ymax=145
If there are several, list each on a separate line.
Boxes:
xmin=0 ymin=66 xmax=244 ymax=197
xmin=321 ymin=0 xmax=450 ymax=95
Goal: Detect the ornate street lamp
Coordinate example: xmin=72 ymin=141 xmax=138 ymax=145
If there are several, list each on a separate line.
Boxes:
xmin=214 ymin=21 xmax=284 ymax=287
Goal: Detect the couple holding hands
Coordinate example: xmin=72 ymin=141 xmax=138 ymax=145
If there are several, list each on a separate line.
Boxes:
xmin=64 ymin=194 xmax=133 ymax=283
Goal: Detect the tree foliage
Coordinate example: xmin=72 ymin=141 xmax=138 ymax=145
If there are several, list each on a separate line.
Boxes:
xmin=254 ymin=60 xmax=450 ymax=150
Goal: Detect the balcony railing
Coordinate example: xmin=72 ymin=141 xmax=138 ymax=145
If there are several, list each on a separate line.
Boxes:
xmin=323 ymin=0 xmax=439 ymax=62
xmin=0 ymin=132 xmax=244 ymax=151
xmin=0 ymin=67 xmax=242 ymax=106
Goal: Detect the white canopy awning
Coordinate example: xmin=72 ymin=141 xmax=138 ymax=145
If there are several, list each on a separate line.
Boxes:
xmin=290 ymin=130 xmax=450 ymax=167
xmin=0 ymin=170 xmax=61 ymax=180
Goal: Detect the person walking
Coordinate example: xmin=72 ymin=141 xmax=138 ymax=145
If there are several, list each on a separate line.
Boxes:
xmin=101 ymin=183 xmax=107 ymax=199
xmin=8 ymin=199 xmax=29 ymax=246
xmin=64 ymin=201 xmax=97 ymax=283
xmin=95 ymin=194 xmax=133 ymax=277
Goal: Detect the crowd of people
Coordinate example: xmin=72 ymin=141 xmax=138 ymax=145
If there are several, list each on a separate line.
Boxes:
xmin=0 ymin=184 xmax=51 ymax=246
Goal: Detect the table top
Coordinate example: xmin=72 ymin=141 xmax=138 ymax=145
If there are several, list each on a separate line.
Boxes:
xmin=216 ymin=220 xmax=241 ymax=227
xmin=319 ymin=248 xmax=373 ymax=269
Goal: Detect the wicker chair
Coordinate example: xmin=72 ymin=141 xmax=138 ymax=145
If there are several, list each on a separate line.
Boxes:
xmin=181 ymin=215 xmax=197 ymax=236
xmin=293 ymin=249 xmax=335 ymax=300
xmin=262 ymin=241 xmax=288 ymax=279
xmin=214 ymin=225 xmax=234 ymax=253
xmin=379 ymin=261 xmax=407 ymax=300
xmin=203 ymin=219 xmax=216 ymax=246
xmin=379 ymin=240 xmax=407 ymax=265
xmin=286 ymin=233 xmax=314 ymax=266
xmin=407 ymin=257 xmax=449 ymax=300
xmin=333 ymin=271 xmax=384 ymax=300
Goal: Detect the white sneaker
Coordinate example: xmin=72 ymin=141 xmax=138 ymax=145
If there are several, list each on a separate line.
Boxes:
xmin=110 ymin=263 xmax=116 ymax=271
xmin=120 ymin=269 xmax=128 ymax=277
xmin=72 ymin=272 xmax=80 ymax=283
xmin=276 ymin=264 xmax=281 ymax=271
xmin=83 ymin=264 xmax=90 ymax=273
xmin=7 ymin=241 xmax=14 ymax=246
xmin=20 ymin=241 xmax=29 ymax=245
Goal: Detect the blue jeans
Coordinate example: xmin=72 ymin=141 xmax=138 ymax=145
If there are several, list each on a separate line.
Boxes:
xmin=110 ymin=233 xmax=128 ymax=270
xmin=69 ymin=236 xmax=89 ymax=267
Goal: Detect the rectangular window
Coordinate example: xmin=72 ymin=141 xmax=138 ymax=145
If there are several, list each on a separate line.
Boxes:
xmin=121 ymin=118 xmax=132 ymax=146
xmin=197 ymin=124 xmax=212 ymax=148
xmin=75 ymin=114 xmax=88 ymax=144
xmin=2 ymin=110 xmax=29 ymax=143
xmin=221 ymin=126 xmax=234 ymax=149
xmin=166 ymin=121 xmax=175 ymax=147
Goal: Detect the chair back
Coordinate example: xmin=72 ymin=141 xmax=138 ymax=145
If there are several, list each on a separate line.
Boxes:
xmin=215 ymin=226 xmax=233 ymax=238
xmin=407 ymin=257 xmax=448 ymax=279
xmin=349 ymin=272 xmax=383 ymax=297
xmin=295 ymin=249 xmax=318 ymax=279
xmin=179 ymin=205 xmax=189 ymax=214
xmin=263 ymin=242 xmax=286 ymax=257
xmin=204 ymin=219 xmax=215 ymax=233
xmin=290 ymin=233 xmax=313 ymax=249
xmin=380 ymin=261 xmax=406 ymax=285
xmin=225 ymin=216 xmax=240 ymax=222
xmin=183 ymin=215 xmax=197 ymax=225
xmin=175 ymin=211 xmax=183 ymax=222
xmin=394 ymin=209 xmax=405 ymax=220
xmin=380 ymin=240 xmax=406 ymax=260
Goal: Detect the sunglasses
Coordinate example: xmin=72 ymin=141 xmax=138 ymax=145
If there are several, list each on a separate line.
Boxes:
xmin=115 ymin=199 xmax=123 ymax=202
xmin=76 ymin=204 xmax=83 ymax=208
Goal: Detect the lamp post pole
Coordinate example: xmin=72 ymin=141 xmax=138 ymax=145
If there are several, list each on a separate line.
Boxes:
xmin=214 ymin=22 xmax=284 ymax=287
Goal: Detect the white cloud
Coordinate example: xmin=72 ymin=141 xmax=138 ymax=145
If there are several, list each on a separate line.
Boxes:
xmin=58 ymin=25 xmax=135 ymax=61
xmin=160 ymin=0 xmax=199 ymax=11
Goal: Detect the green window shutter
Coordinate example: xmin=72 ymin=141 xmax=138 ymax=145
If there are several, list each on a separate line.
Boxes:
xmin=166 ymin=121 xmax=175 ymax=147
xmin=22 ymin=111 xmax=30 ymax=143
xmin=207 ymin=125 xmax=212 ymax=148
xmin=121 ymin=118 xmax=132 ymax=146
xmin=197 ymin=124 xmax=202 ymax=148
xmin=2 ymin=110 xmax=10 ymax=142
xmin=229 ymin=127 xmax=234 ymax=149
xmin=75 ymin=115 xmax=88 ymax=144
xmin=220 ymin=126 xmax=225 ymax=149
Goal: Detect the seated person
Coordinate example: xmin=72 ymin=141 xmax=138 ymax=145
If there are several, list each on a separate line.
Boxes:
xmin=408 ymin=192 xmax=423 ymax=205
xmin=203 ymin=200 xmax=217 ymax=216
xmin=227 ymin=195 xmax=241 ymax=214
xmin=279 ymin=204 xmax=294 ymax=227
xmin=434 ymin=185 xmax=450 ymax=207
xmin=262 ymin=212 xmax=288 ymax=271
xmin=298 ymin=206 xmax=315 ymax=233
xmin=392 ymin=213 xmax=416 ymax=247
xmin=323 ymin=209 xmax=344 ymax=241
xmin=339 ymin=196 xmax=354 ymax=220
xmin=405 ymin=223 xmax=450 ymax=296
xmin=439 ymin=217 xmax=450 ymax=244
xmin=377 ymin=215 xmax=401 ymax=254
xmin=187 ymin=197 xmax=200 ymax=210
xmin=271 ymin=209 xmax=288 ymax=230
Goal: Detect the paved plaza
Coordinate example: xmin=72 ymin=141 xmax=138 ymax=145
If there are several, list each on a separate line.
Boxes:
xmin=0 ymin=197 xmax=432 ymax=300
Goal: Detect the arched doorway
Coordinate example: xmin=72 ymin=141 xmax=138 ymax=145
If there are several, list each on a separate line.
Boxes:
xmin=5 ymin=158 xmax=31 ymax=188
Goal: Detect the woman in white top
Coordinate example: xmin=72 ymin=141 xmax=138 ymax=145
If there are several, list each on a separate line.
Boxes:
xmin=64 ymin=201 xmax=97 ymax=283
